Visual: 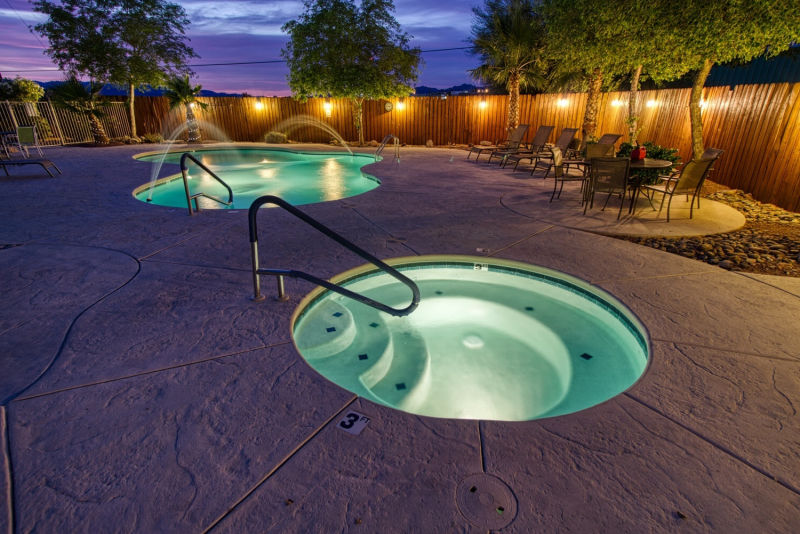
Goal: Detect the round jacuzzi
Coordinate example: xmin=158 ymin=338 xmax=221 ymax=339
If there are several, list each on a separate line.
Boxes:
xmin=292 ymin=256 xmax=649 ymax=421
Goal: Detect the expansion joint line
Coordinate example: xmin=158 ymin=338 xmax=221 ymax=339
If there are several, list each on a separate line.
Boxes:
xmin=478 ymin=420 xmax=487 ymax=473
xmin=202 ymin=396 xmax=359 ymax=533
xmin=2 ymin=407 xmax=14 ymax=534
xmin=624 ymin=392 xmax=800 ymax=497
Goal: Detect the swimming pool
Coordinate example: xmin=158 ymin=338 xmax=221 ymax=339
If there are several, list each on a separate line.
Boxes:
xmin=292 ymin=256 xmax=650 ymax=421
xmin=133 ymin=148 xmax=379 ymax=209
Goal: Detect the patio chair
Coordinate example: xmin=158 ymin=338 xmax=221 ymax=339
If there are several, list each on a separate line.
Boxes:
xmin=583 ymin=157 xmax=631 ymax=219
xmin=564 ymin=142 xmax=615 ymax=176
xmin=0 ymin=152 xmax=61 ymax=177
xmin=15 ymin=126 xmax=44 ymax=158
xmin=514 ymin=127 xmax=578 ymax=175
xmin=489 ymin=125 xmax=554 ymax=165
xmin=638 ymin=157 xmax=715 ymax=222
xmin=549 ymin=146 xmax=589 ymax=202
xmin=467 ymin=124 xmax=530 ymax=161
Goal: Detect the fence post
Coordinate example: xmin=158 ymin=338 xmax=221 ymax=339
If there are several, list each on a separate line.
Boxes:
xmin=45 ymin=100 xmax=66 ymax=146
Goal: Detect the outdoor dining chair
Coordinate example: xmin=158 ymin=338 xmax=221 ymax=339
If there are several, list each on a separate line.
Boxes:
xmin=583 ymin=157 xmax=631 ymax=219
xmin=564 ymin=142 xmax=615 ymax=176
xmin=548 ymin=146 xmax=589 ymax=202
xmin=638 ymin=157 xmax=716 ymax=221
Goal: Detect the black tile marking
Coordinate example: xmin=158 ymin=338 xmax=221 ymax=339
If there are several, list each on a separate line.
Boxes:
xmin=369 ymin=322 xmax=379 ymax=328
xmin=580 ymin=353 xmax=593 ymax=360
xmin=358 ymin=353 xmax=368 ymax=360
xmin=525 ymin=306 xmax=534 ymax=311
xmin=326 ymin=327 xmax=336 ymax=333
xmin=395 ymin=383 xmax=406 ymax=390
xmin=332 ymin=312 xmax=343 ymax=317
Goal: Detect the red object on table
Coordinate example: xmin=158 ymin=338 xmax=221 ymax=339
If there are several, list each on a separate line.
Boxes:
xmin=630 ymin=146 xmax=646 ymax=161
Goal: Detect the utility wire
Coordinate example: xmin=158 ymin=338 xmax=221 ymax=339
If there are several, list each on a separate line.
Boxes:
xmin=1 ymin=46 xmax=473 ymax=73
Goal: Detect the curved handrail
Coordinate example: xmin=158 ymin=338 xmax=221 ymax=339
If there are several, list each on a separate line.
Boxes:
xmin=375 ymin=134 xmax=400 ymax=161
xmin=248 ymin=195 xmax=420 ymax=317
xmin=180 ymin=152 xmax=234 ymax=215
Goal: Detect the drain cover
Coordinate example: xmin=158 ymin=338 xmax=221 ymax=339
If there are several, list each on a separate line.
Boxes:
xmin=455 ymin=473 xmax=517 ymax=529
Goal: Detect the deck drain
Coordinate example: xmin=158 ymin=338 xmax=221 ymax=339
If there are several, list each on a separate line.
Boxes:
xmin=455 ymin=474 xmax=517 ymax=529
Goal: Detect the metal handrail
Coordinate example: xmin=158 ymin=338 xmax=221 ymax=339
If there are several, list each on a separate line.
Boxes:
xmin=375 ymin=134 xmax=400 ymax=162
xmin=248 ymin=195 xmax=420 ymax=317
xmin=180 ymin=152 xmax=234 ymax=215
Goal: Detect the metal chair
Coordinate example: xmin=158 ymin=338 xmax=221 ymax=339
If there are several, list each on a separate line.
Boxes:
xmin=584 ymin=157 xmax=631 ymax=219
xmin=549 ymin=146 xmax=589 ymax=202
xmin=639 ymin=157 xmax=716 ymax=221
xmin=490 ymin=125 xmax=554 ymax=165
xmin=467 ymin=124 xmax=530 ymax=161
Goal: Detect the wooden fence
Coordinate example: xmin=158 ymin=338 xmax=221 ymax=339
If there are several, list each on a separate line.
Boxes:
xmin=133 ymin=84 xmax=800 ymax=212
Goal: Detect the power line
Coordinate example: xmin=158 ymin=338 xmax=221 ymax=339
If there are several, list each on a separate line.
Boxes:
xmin=2 ymin=0 xmax=47 ymax=49
xmin=2 ymin=46 xmax=474 ymax=73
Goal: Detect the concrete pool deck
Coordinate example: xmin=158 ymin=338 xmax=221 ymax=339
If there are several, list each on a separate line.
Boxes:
xmin=1 ymin=144 xmax=797 ymax=532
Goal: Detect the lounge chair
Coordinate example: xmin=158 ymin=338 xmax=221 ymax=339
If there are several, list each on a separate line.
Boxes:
xmin=583 ymin=157 xmax=631 ymax=219
xmin=489 ymin=125 xmax=554 ymax=165
xmin=1 ymin=154 xmax=62 ymax=177
xmin=15 ymin=126 xmax=44 ymax=158
xmin=467 ymin=124 xmax=530 ymax=161
xmin=508 ymin=127 xmax=578 ymax=174
xmin=638 ymin=157 xmax=716 ymax=221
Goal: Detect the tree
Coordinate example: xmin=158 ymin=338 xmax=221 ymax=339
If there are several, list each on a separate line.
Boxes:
xmin=0 ymin=77 xmax=45 ymax=102
xmin=163 ymin=75 xmax=208 ymax=143
xmin=541 ymin=0 xmax=633 ymax=147
xmin=49 ymin=77 xmax=110 ymax=144
xmin=282 ymin=0 xmax=421 ymax=145
xmin=469 ymin=0 xmax=547 ymax=131
xmin=33 ymin=0 xmax=196 ymax=138
xmin=665 ymin=1 xmax=800 ymax=159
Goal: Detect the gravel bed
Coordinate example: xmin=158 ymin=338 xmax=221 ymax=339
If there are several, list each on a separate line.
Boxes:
xmin=622 ymin=188 xmax=800 ymax=278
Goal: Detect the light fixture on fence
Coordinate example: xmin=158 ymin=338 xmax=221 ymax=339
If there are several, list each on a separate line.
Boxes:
xmin=479 ymin=90 xmax=488 ymax=110
xmin=254 ymin=97 xmax=264 ymax=111
xmin=699 ymin=98 xmax=708 ymax=109
xmin=189 ymin=102 xmax=196 ymax=109
xmin=557 ymin=98 xmax=568 ymax=107
xmin=323 ymin=99 xmax=332 ymax=117
xmin=611 ymin=99 xmax=623 ymax=107
xmin=646 ymin=99 xmax=657 ymax=108
xmin=396 ymin=98 xmax=406 ymax=111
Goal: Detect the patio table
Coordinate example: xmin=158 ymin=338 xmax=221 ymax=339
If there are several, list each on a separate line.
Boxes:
xmin=628 ymin=158 xmax=674 ymax=213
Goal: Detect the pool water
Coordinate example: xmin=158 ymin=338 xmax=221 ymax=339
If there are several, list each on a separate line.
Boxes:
xmin=292 ymin=257 xmax=649 ymax=421
xmin=133 ymin=148 xmax=379 ymax=209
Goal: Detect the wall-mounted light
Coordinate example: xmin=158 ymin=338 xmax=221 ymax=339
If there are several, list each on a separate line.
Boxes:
xmin=557 ymin=98 xmax=568 ymax=107
xmin=611 ymin=99 xmax=623 ymax=107
xmin=646 ymin=99 xmax=657 ymax=108
xmin=254 ymin=98 xmax=264 ymax=111
xmin=323 ymin=99 xmax=332 ymax=117
xmin=479 ymin=97 xmax=487 ymax=110
xmin=699 ymin=98 xmax=708 ymax=109
xmin=396 ymin=98 xmax=406 ymax=111
xmin=189 ymin=102 xmax=196 ymax=109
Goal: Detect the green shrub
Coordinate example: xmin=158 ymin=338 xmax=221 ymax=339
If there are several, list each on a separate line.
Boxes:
xmin=141 ymin=132 xmax=164 ymax=143
xmin=617 ymin=141 xmax=681 ymax=184
xmin=265 ymin=131 xmax=288 ymax=143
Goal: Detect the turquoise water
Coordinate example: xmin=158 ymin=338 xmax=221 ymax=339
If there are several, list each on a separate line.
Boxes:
xmin=293 ymin=260 xmax=649 ymax=421
xmin=134 ymin=148 xmax=379 ymax=209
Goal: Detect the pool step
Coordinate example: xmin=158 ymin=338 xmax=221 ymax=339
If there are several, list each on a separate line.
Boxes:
xmin=365 ymin=328 xmax=432 ymax=411
xmin=293 ymin=300 xmax=357 ymax=360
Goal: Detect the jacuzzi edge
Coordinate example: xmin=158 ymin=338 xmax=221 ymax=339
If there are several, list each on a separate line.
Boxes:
xmin=290 ymin=254 xmax=652 ymax=361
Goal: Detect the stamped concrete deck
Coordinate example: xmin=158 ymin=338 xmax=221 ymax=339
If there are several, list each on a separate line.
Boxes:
xmin=1 ymin=144 xmax=797 ymax=533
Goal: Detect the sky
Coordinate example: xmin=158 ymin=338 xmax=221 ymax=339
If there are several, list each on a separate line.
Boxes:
xmin=0 ymin=0 xmax=482 ymax=95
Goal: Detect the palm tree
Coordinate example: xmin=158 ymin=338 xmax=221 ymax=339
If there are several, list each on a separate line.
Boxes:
xmin=48 ymin=77 xmax=110 ymax=144
xmin=469 ymin=0 xmax=547 ymax=131
xmin=163 ymin=75 xmax=208 ymax=143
